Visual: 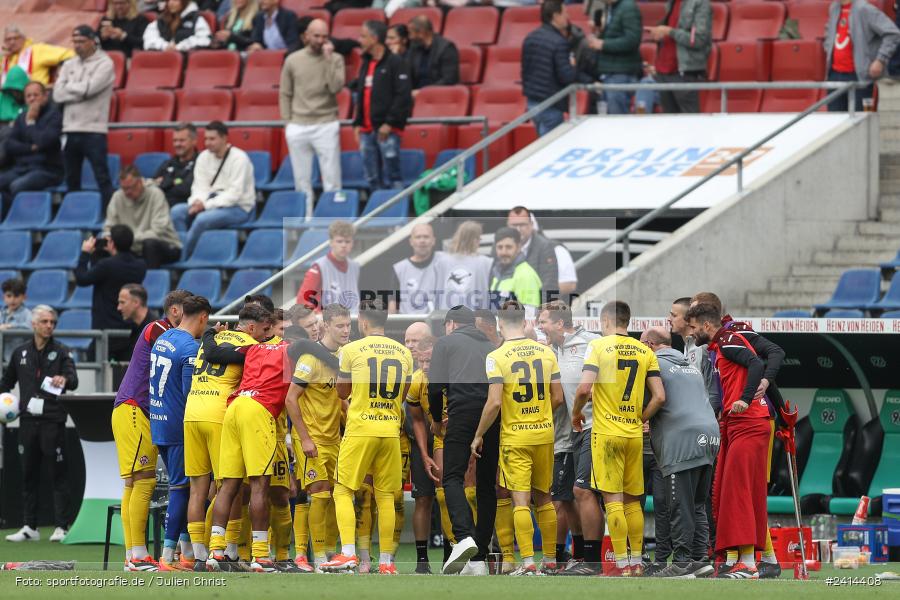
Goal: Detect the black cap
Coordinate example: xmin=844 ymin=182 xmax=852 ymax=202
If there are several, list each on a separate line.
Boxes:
xmin=73 ymin=24 xmax=98 ymax=42
xmin=444 ymin=305 xmax=475 ymax=326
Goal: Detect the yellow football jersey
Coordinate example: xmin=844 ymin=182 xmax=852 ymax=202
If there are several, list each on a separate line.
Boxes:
xmin=339 ymin=334 xmax=413 ymax=438
xmin=292 ymin=347 xmax=342 ymax=446
xmin=582 ymin=334 xmax=661 ymax=438
xmin=405 ymin=369 xmax=448 ymax=427
xmin=486 ymin=338 xmax=561 ymax=446
xmin=184 ymin=329 xmax=257 ymax=424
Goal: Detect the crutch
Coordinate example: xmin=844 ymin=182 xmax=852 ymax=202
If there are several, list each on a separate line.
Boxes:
xmin=775 ymin=400 xmax=809 ymax=580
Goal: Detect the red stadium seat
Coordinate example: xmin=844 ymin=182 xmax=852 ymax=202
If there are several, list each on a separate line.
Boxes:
xmin=116 ymin=89 xmax=176 ymax=122
xmin=108 ymin=129 xmax=164 ymax=168
xmin=126 ymin=51 xmax=183 ymax=90
xmin=786 ymin=1 xmax=829 ymax=40
xmin=760 ymin=39 xmax=826 ymax=112
xmin=712 ymin=3 xmax=729 ymax=41
xmin=483 ymin=46 xmax=522 ymax=87
xmin=707 ymin=42 xmax=720 ymax=81
xmin=639 ymin=3 xmax=666 ymax=40
xmin=199 ymin=10 xmax=217 ymax=34
xmin=727 ymin=3 xmax=785 ymax=41
xmin=344 ymin=47 xmax=362 ymax=85
xmin=234 ymin=88 xmax=280 ymax=120
xmin=568 ymin=4 xmax=591 ymax=33
xmin=496 ymin=6 xmax=540 ymax=48
xmin=412 ymin=86 xmax=471 ymax=118
xmin=183 ymin=50 xmax=241 ymax=88
xmin=176 ymin=89 xmax=234 ymax=121
xmin=444 ymin=6 xmax=500 ymax=47
xmin=340 ymin=126 xmax=358 ymax=151
xmin=107 ymin=50 xmax=126 ymax=89
xmin=389 ymin=7 xmax=444 ymax=32
xmin=331 ymin=8 xmax=385 ymax=40
xmin=457 ymin=86 xmax=525 ymax=171
xmin=512 ymin=123 xmax=538 ymax=154
xmin=458 ymin=46 xmax=484 ymax=84
xmin=109 ymin=91 xmax=117 ymax=121
xmin=282 ymin=0 xmax=326 ymax=12
xmin=402 ymin=125 xmax=454 ymax=167
xmin=242 ymin=50 xmax=285 ymax=90
xmin=230 ymin=127 xmax=279 ymax=164
xmin=701 ymin=41 xmax=770 ymax=113
xmin=295 ymin=8 xmax=331 ymax=28
xmin=640 ymin=42 xmax=657 ymax=67
xmin=337 ymin=88 xmax=351 ymax=119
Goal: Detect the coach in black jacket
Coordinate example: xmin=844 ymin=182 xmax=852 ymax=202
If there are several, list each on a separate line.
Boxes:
xmin=249 ymin=0 xmax=299 ymax=51
xmin=1 ymin=305 xmax=78 ymax=541
xmin=407 ymin=15 xmax=459 ymax=92
xmin=428 ymin=306 xmax=499 ymax=574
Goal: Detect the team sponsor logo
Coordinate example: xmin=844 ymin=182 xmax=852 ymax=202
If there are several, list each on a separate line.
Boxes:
xmin=48 ymin=351 xmax=57 ymax=361
xmin=697 ymin=434 xmax=708 ymax=447
xmin=818 ymin=396 xmax=843 ymax=403
xmin=485 ymin=357 xmax=496 ymax=373
xmin=605 ymin=549 xmax=616 ymax=561
xmin=817 ymin=356 xmax=834 ymax=369
xmin=870 ymin=356 xmax=887 ymax=368
xmin=297 ymin=363 xmax=312 ymax=375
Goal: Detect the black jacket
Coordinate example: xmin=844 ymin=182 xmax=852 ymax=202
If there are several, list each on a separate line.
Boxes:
xmin=6 ymin=102 xmax=63 ymax=171
xmin=74 ymin=251 xmax=147 ymax=333
xmin=0 ymin=336 xmax=78 ymax=423
xmin=154 ymin=154 xmax=197 ymax=207
xmin=408 ymin=34 xmax=460 ymax=89
xmin=427 ymin=324 xmax=495 ymax=422
xmin=100 ymin=14 xmax=150 ymax=57
xmin=522 ymin=23 xmax=579 ymax=110
xmin=353 ymin=50 xmax=412 ymax=131
xmin=523 ymin=232 xmax=559 ymax=296
xmin=251 ymin=8 xmax=299 ymax=49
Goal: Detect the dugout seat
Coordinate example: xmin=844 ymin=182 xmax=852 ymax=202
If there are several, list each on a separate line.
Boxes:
xmin=443 ymin=6 xmax=499 ymax=47
xmin=213 ymin=269 xmax=274 ymax=310
xmin=231 ymin=230 xmax=285 ymax=270
xmin=727 ymin=3 xmax=786 ymax=41
xmin=358 ymin=190 xmax=409 ymax=229
xmin=143 ymin=270 xmax=171 ymax=310
xmin=331 ymin=9 xmax=385 ymax=39
xmin=176 ymin=89 xmax=234 ymax=122
xmin=183 ymin=49 xmax=241 ymax=89
xmin=126 ymin=51 xmax=184 ymax=90
xmin=483 ymin=46 xmax=522 ymax=86
xmin=25 ymin=269 xmax=69 ymax=308
xmin=389 ymin=6 xmax=443 ymax=31
xmin=288 ymin=229 xmax=330 ymax=266
xmin=861 ymin=390 xmax=900 ymax=516
xmin=60 ymin=285 xmax=93 ymax=310
xmin=827 ymin=417 xmax=885 ymax=515
xmin=134 ymin=153 xmax=171 ymax=179
xmin=241 ymin=50 xmax=285 ymax=90
xmin=0 ymin=231 xmax=32 ymax=269
xmin=814 ymin=269 xmax=882 ymax=314
xmin=56 ymin=309 xmax=93 ymax=352
xmin=786 ymin=1 xmax=830 ymax=41
xmin=42 ymin=192 xmax=102 ymax=232
xmin=866 ymin=275 xmax=900 ymax=312
xmin=458 ymin=46 xmax=484 ymax=84
xmin=243 ymin=191 xmax=307 ymax=229
xmin=172 ymin=230 xmax=239 ymax=270
xmin=496 ymin=6 xmax=540 ymax=48
xmin=116 ymin=90 xmax=176 ymax=122
xmin=2 ymin=192 xmax=52 ymax=230
xmin=175 ymin=269 xmax=221 ymax=302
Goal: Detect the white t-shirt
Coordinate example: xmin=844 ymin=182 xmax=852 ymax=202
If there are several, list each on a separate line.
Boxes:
xmin=555 ymin=245 xmax=577 ymax=285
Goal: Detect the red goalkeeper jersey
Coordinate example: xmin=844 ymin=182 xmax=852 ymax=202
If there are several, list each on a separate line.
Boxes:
xmin=709 ymin=328 xmax=769 ymax=420
xmin=229 ymin=340 xmax=291 ymax=419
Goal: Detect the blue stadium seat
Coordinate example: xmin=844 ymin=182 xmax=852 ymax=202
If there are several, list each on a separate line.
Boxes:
xmin=25 ymin=270 xmax=69 ymax=308
xmin=0 ymin=270 xmax=19 ymax=284
xmin=814 ymin=269 xmax=882 ymax=313
xmin=258 ymin=157 xmax=294 ymax=192
xmin=298 ymin=191 xmax=359 ymax=230
xmin=0 ymin=231 xmax=32 ymax=269
xmin=60 ymin=285 xmax=93 ymax=310
xmin=434 ymin=149 xmax=476 ymax=180
xmin=400 ymin=149 xmax=427 ymax=186
xmin=43 ymin=192 xmax=102 ymax=231
xmin=143 ymin=269 xmax=171 ymax=310
xmin=56 ymin=309 xmax=93 ymax=352
xmin=881 ymin=249 xmax=900 ymax=271
xmin=248 ymin=151 xmax=272 ymax=188
xmin=773 ymin=309 xmax=810 ymax=317
xmin=867 ymin=275 xmax=900 ymax=312
xmin=823 ymin=309 xmax=865 ymax=318
xmin=52 ymin=155 xmax=122 ymax=193
xmin=358 ymin=190 xmax=409 ymax=229
xmin=24 ymin=231 xmax=82 ymax=270
xmin=1 ymin=192 xmax=52 ymax=230
xmin=338 ymin=152 xmax=368 ymax=190
xmin=213 ymin=269 xmax=273 ymax=309
xmin=881 ymin=310 xmax=900 ymax=318
xmin=134 ymin=152 xmax=171 ymax=178
xmin=171 ymin=230 xmax=239 ymax=269
xmin=288 ymin=230 xmax=330 ymax=266
xmin=243 ymin=191 xmax=306 ymax=229
xmin=231 ymin=229 xmax=285 ymax=269
xmin=175 ymin=269 xmax=221 ymax=301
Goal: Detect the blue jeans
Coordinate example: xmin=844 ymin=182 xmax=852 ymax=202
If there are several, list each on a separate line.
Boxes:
xmin=170 ymin=203 xmax=251 ymax=258
xmin=0 ymin=165 xmax=62 ymax=218
xmin=635 ymin=75 xmax=660 ymax=115
xmin=600 ymin=73 xmax=639 ymax=115
xmin=359 ymin=131 xmax=403 ymax=190
xmin=64 ymin=132 xmax=113 ymax=206
xmin=827 ymin=70 xmax=873 ymax=112
xmin=527 ymin=100 xmax=565 ymax=137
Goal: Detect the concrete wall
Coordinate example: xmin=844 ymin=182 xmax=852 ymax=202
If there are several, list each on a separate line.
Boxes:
xmin=576 ymin=114 xmax=880 ymax=315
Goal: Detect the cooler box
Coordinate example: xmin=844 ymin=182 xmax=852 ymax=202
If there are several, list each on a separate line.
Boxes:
xmin=837 ymin=524 xmax=890 ymax=562
xmin=884 ymin=488 xmax=900 ymax=546
xmin=768 ymin=526 xmax=816 ymax=566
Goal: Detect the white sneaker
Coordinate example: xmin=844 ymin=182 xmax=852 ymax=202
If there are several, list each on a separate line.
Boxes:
xmin=5 ymin=526 xmax=40 ymax=542
xmin=442 ymin=536 xmax=478 ymax=575
xmin=460 ymin=560 xmax=488 ymax=576
xmin=49 ymin=527 xmax=68 ymax=542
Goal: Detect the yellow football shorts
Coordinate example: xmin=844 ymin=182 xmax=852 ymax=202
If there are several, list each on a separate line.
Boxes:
xmin=498 ymin=443 xmax=553 ymax=493
xmin=184 ymin=421 xmax=222 ymax=479
xmin=270 ymin=440 xmax=290 ymax=488
xmin=336 ymin=436 xmax=401 ymax=492
xmin=400 ymin=433 xmax=411 ymax=484
xmin=590 ymin=433 xmax=644 ymax=496
xmin=112 ymin=403 xmax=158 ymax=478
xmin=292 ymin=436 xmax=339 ymax=489
xmin=219 ymin=395 xmax=277 ymax=479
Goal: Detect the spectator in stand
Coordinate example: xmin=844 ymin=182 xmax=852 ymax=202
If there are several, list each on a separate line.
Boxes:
xmin=153 ymin=123 xmax=198 ymax=208
xmin=143 ymin=0 xmax=212 ymax=51
xmin=390 ymin=223 xmax=444 ymax=314
xmin=100 ymin=0 xmax=151 ymax=57
xmin=353 ymin=20 xmax=412 ymax=191
xmin=646 ymin=0 xmax=711 ymax=114
xmin=296 ymin=220 xmax=361 ymax=313
xmin=1 ymin=25 xmax=74 ymax=86
xmin=248 ymin=0 xmax=299 ymax=52
xmin=433 ymin=220 xmax=492 ymax=310
xmin=105 ymin=165 xmax=183 ymax=269
xmin=212 ymin=0 xmax=258 ymax=51
xmin=52 ymin=25 xmax=116 ymax=208
xmin=0 ymin=66 xmax=27 ymax=166
xmin=407 ymin=16 xmax=459 ymax=96
xmin=522 ymin=1 xmax=583 ymax=136
xmin=171 ymin=121 xmax=255 ymax=258
xmin=386 ymin=24 xmax=411 ymax=68
xmin=0 ymin=81 xmax=63 ymax=218
xmin=590 ymin=0 xmax=642 ymax=115
xmin=280 ymin=18 xmax=345 ymax=215
xmin=506 ymin=206 xmax=558 ymax=301
xmin=489 ymin=227 xmax=542 ymax=310
xmin=825 ymin=0 xmax=900 ymax=112
xmin=0 ymin=278 xmax=31 ymax=330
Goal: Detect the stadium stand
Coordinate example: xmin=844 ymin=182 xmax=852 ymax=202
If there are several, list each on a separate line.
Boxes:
xmin=125 ymin=51 xmax=184 ymax=90
xmin=24 ymin=231 xmax=83 ymax=271
xmin=213 ymin=269 xmax=275 ymax=310
xmin=183 ymin=50 xmax=241 ymax=89
xmin=172 ymin=230 xmax=240 ymax=270
xmin=24 ymin=269 xmax=69 ymax=308
xmin=60 ymin=285 xmax=93 ymax=311
xmin=231 ymin=230 xmax=286 ymax=270
xmin=0 ymin=232 xmax=32 ymax=269
xmin=813 ymin=269 xmax=883 ymax=314
xmin=2 ymin=192 xmax=52 ymax=230
xmin=442 ymin=6 xmax=499 ymax=47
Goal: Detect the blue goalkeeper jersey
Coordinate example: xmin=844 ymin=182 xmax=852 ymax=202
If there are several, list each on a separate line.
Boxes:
xmin=149 ymin=328 xmax=198 ymax=446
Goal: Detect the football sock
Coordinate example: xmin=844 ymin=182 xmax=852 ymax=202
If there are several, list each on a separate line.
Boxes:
xmin=583 ymin=539 xmax=600 ymax=566
xmin=573 ymin=534 xmax=585 ymax=561
xmin=443 ymin=538 xmax=451 ymax=563
xmin=224 ymin=519 xmax=242 ymax=559
xmin=188 ymin=521 xmax=208 ymax=561
xmin=726 ymin=549 xmax=738 ymax=565
xmin=164 ymin=487 xmax=189 ymax=557
xmin=129 ymin=477 xmax=155 ymax=558
xmin=513 ymin=506 xmax=535 ymax=559
xmin=623 ymin=501 xmax=644 ymax=563
xmin=435 ymin=487 xmax=456 ymax=544
xmin=333 ymin=483 xmax=357 ymax=556
xmin=557 ymin=544 xmax=566 ymax=560
xmin=354 ymin=484 xmax=374 ymax=555
xmin=204 ymin=497 xmax=214 ymax=547
xmin=121 ymin=484 xmax=133 ymax=561
xmin=251 ymin=530 xmax=269 ymax=562
xmin=374 ymin=488 xmax=397 ymax=558
xmin=415 ymin=539 xmax=429 ymax=563
xmin=535 ymin=503 xmax=557 ymax=561
xmin=293 ymin=498 xmax=310 ymax=558
xmin=606 ymin=501 xmax=628 ymax=567
xmin=495 ymin=498 xmax=516 ymax=562
xmin=392 ymin=489 xmax=405 ymax=553
xmin=464 ymin=486 xmax=477 ymax=519
xmin=324 ymin=498 xmax=338 ymax=552
xmin=238 ymin=504 xmax=251 ymax=562
xmin=739 ymin=545 xmax=756 ymax=568
xmin=761 ymin=529 xmax=778 ymax=563
xmin=209 ymin=525 xmax=226 ymax=554
xmin=271 ymin=503 xmax=292 ymax=561
xmin=162 ymin=539 xmax=177 ymax=563
xmin=180 ymin=533 xmax=194 ymax=560
xmin=309 ymin=491 xmax=331 ymax=560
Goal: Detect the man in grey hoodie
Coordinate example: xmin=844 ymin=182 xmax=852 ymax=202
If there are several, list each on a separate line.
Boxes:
xmin=669 ymin=297 xmax=720 ymax=414
xmin=641 ymin=326 xmax=719 ymax=578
